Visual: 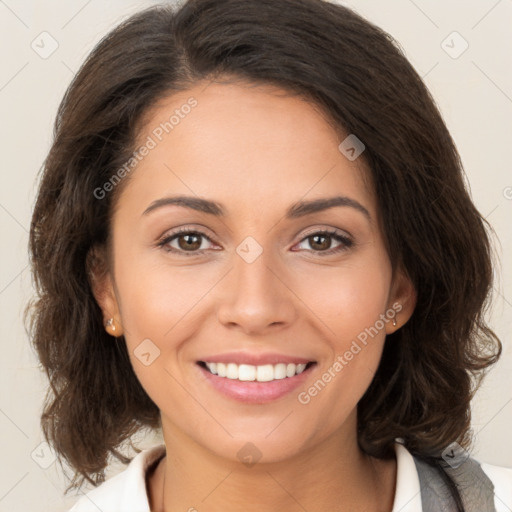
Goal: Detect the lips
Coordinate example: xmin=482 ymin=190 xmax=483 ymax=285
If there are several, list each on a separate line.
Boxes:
xmin=196 ymin=361 xmax=316 ymax=404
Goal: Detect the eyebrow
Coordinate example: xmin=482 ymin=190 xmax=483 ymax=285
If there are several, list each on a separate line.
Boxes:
xmin=142 ymin=195 xmax=371 ymax=221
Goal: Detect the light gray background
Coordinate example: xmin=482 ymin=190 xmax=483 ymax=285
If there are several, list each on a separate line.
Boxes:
xmin=0 ymin=1 xmax=511 ymax=511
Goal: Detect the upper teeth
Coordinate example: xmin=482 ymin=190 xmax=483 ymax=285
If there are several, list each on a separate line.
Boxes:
xmin=204 ymin=362 xmax=309 ymax=382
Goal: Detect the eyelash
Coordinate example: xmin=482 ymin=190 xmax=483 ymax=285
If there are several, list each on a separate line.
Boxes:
xmin=157 ymin=227 xmax=354 ymax=257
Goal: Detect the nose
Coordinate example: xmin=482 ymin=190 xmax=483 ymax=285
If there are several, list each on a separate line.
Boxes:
xmin=216 ymin=249 xmax=297 ymax=335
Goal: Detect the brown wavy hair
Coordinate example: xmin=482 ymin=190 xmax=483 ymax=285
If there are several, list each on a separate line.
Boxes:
xmin=25 ymin=0 xmax=501 ymax=506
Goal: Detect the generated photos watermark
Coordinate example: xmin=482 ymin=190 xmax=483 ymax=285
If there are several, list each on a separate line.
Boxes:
xmin=297 ymin=302 xmax=402 ymax=405
xmin=93 ymin=97 xmax=198 ymax=200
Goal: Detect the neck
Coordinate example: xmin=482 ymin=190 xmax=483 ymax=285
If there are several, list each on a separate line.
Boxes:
xmin=148 ymin=419 xmax=396 ymax=512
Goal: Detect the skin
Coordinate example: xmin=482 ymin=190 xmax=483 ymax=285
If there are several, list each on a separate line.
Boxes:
xmin=91 ymin=78 xmax=416 ymax=512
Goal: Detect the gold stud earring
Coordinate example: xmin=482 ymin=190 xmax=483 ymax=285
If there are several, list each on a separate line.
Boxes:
xmin=105 ymin=317 xmax=124 ymax=337
xmin=392 ymin=317 xmax=397 ymax=327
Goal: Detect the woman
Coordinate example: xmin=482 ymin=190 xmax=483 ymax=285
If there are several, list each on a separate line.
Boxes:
xmin=26 ymin=0 xmax=511 ymax=511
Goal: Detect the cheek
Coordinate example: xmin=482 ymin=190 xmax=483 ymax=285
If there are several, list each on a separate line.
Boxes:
xmin=295 ymin=256 xmax=392 ymax=344
xmin=290 ymin=254 xmax=392 ymax=412
xmin=114 ymin=242 xmax=212 ymax=340
xmin=113 ymin=258 xmax=206 ymax=409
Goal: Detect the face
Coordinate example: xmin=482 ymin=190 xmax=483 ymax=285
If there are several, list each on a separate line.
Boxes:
xmin=93 ymin=79 xmax=415 ymax=465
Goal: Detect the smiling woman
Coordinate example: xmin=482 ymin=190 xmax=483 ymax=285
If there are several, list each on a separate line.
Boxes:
xmin=25 ymin=0 xmax=511 ymax=511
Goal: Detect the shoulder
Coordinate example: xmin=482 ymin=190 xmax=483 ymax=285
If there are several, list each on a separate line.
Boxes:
xmin=393 ymin=441 xmax=512 ymax=512
xmin=67 ymin=444 xmax=166 ymax=512
xmin=480 ymin=461 xmax=512 ymax=511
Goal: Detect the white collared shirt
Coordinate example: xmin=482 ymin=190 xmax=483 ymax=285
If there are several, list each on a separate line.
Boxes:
xmin=68 ymin=443 xmax=512 ymax=512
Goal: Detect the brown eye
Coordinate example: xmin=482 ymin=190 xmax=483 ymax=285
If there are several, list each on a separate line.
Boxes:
xmin=295 ymin=230 xmax=353 ymax=255
xmin=158 ymin=229 xmax=213 ymax=255
xmin=176 ymin=232 xmax=203 ymax=251
xmin=308 ymin=233 xmax=333 ymax=251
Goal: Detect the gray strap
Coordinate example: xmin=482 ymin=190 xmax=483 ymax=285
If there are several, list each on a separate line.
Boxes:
xmin=414 ymin=456 xmax=497 ymax=512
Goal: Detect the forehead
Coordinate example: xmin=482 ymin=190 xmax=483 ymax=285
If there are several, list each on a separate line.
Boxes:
xmin=121 ymin=79 xmax=375 ymax=218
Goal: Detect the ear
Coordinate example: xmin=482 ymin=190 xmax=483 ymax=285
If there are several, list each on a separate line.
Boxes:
xmin=86 ymin=245 xmax=124 ymax=337
xmin=385 ymin=267 xmax=416 ymax=334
